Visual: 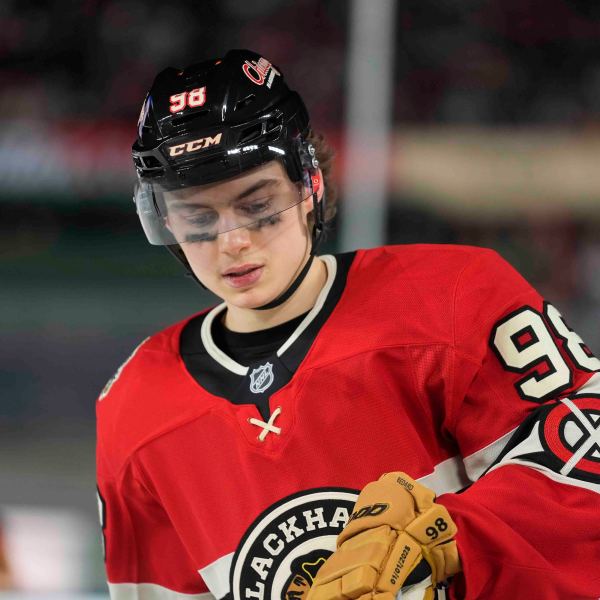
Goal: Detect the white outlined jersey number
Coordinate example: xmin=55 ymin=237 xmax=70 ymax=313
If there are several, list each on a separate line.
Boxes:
xmin=491 ymin=303 xmax=600 ymax=402
xmin=545 ymin=303 xmax=600 ymax=372
xmin=169 ymin=87 xmax=206 ymax=113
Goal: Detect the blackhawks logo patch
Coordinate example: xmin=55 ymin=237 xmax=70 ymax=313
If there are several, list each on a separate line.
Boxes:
xmin=230 ymin=488 xmax=358 ymax=600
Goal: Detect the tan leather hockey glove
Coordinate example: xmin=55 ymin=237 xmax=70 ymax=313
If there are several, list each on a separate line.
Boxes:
xmin=307 ymin=472 xmax=461 ymax=600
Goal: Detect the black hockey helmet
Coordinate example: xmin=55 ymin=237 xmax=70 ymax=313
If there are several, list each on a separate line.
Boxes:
xmin=132 ymin=49 xmax=324 ymax=308
xmin=132 ymin=49 xmax=320 ymax=189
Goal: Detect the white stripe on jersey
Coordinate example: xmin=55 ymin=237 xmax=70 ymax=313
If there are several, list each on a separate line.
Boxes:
xmin=462 ymin=427 xmax=518 ymax=482
xmin=108 ymin=582 xmax=214 ymax=600
xmin=198 ymin=552 xmax=234 ymax=600
xmin=417 ymin=454 xmax=471 ymax=494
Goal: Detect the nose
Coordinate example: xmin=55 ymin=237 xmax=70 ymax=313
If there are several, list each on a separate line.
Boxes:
xmin=218 ymin=223 xmax=252 ymax=255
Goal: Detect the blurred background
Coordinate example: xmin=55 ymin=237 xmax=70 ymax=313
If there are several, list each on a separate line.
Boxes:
xmin=1 ymin=0 xmax=599 ymax=597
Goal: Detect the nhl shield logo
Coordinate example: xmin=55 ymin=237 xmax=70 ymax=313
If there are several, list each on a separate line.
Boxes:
xmin=249 ymin=362 xmax=275 ymax=394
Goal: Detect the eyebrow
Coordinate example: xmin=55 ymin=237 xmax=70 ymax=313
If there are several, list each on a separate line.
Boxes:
xmin=168 ymin=178 xmax=279 ymax=211
xmin=234 ymin=177 xmax=278 ymax=200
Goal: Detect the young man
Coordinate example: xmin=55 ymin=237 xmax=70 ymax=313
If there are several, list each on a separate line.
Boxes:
xmin=97 ymin=50 xmax=600 ymax=600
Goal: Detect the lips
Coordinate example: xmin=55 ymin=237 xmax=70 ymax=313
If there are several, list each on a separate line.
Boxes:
xmin=222 ymin=264 xmax=264 ymax=288
xmin=222 ymin=264 xmax=262 ymax=276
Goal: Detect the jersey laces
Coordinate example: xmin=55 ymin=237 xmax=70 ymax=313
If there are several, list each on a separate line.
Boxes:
xmin=248 ymin=406 xmax=282 ymax=441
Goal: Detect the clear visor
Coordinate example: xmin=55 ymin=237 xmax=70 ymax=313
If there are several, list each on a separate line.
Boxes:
xmin=134 ymin=177 xmax=309 ymax=245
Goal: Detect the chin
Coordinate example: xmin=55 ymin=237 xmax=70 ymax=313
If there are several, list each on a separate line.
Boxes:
xmin=225 ymin=287 xmax=275 ymax=310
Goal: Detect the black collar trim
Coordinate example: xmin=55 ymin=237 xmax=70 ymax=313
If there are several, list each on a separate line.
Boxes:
xmin=179 ymin=252 xmax=356 ymax=418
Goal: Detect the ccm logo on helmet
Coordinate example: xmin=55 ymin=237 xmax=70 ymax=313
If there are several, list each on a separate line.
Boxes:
xmin=168 ymin=133 xmax=223 ymax=157
xmin=242 ymin=57 xmax=280 ymax=88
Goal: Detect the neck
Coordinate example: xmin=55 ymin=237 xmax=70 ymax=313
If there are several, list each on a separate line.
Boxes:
xmin=223 ymin=256 xmax=328 ymax=332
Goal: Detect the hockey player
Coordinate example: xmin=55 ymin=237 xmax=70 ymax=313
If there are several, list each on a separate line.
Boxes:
xmin=96 ymin=50 xmax=600 ymax=600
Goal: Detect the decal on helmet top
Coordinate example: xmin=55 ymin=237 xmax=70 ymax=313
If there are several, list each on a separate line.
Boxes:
xmin=242 ymin=58 xmax=280 ymax=89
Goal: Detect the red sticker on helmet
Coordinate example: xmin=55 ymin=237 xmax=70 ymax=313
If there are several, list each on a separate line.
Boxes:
xmin=242 ymin=58 xmax=280 ymax=89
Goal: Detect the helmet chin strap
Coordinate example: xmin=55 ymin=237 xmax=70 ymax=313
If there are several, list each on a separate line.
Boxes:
xmin=254 ymin=189 xmax=324 ymax=311
xmin=253 ymin=253 xmax=315 ymax=311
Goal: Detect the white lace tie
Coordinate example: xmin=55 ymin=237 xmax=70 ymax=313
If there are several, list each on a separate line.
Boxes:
xmin=248 ymin=406 xmax=282 ymax=441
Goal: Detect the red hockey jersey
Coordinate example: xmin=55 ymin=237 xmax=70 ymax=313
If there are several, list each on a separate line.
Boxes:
xmin=96 ymin=245 xmax=600 ymax=600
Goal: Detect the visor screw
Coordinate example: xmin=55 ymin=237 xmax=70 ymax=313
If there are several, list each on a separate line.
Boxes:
xmin=311 ymin=157 xmax=319 ymax=168
xmin=308 ymin=144 xmax=316 ymax=156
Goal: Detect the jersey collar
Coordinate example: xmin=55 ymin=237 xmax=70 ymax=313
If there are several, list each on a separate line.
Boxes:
xmin=200 ymin=254 xmax=338 ymax=375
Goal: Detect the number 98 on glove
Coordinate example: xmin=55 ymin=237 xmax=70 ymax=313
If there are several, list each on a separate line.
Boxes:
xmin=306 ymin=473 xmax=461 ymax=600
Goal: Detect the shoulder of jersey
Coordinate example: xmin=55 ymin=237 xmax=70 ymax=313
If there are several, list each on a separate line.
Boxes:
xmin=96 ymin=310 xmax=213 ymax=474
xmin=295 ymin=244 xmax=510 ymax=370
xmin=357 ymin=243 xmax=500 ymax=270
xmin=352 ymin=243 xmax=505 ymax=289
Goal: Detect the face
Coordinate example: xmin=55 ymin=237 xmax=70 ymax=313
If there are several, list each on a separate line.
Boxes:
xmin=164 ymin=161 xmax=315 ymax=309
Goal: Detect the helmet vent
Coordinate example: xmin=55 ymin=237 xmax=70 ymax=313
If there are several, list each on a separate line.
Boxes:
xmin=264 ymin=118 xmax=280 ymax=132
xmin=142 ymin=156 xmax=163 ymax=170
xmin=171 ymin=110 xmax=209 ymax=127
xmin=238 ymin=123 xmax=263 ymax=145
xmin=264 ymin=118 xmax=282 ymax=141
xmin=265 ymin=128 xmax=282 ymax=142
xmin=234 ymin=94 xmax=256 ymax=111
